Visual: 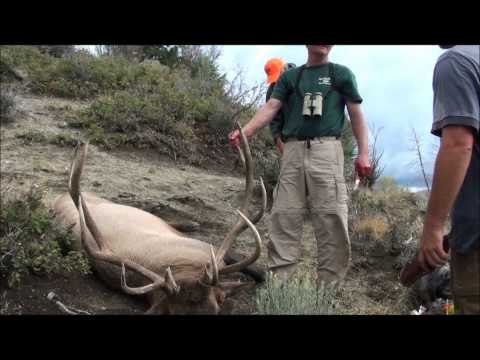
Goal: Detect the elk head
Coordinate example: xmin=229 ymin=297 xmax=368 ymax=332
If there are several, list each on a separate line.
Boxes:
xmin=67 ymin=123 xmax=266 ymax=314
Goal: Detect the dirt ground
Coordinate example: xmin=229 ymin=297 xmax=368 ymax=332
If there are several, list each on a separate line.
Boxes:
xmin=0 ymin=92 xmax=412 ymax=315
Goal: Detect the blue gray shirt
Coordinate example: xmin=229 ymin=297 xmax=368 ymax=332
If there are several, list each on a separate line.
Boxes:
xmin=432 ymin=45 xmax=480 ymax=254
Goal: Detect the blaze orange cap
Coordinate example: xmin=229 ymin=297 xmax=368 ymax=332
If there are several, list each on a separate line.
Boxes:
xmin=264 ymin=58 xmax=285 ymax=84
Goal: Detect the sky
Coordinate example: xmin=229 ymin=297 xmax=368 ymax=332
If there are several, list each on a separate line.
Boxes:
xmin=78 ymin=45 xmax=445 ymax=189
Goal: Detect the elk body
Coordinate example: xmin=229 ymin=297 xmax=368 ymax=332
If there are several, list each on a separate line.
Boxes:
xmin=53 ymin=126 xmax=266 ymax=314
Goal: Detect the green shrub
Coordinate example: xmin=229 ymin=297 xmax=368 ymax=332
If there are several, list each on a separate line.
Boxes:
xmin=50 ymin=132 xmax=78 ymax=147
xmin=15 ymin=129 xmax=48 ymax=144
xmin=0 ymin=185 xmax=90 ymax=288
xmin=1 ymin=46 xmax=147 ymax=99
xmin=15 ymin=129 xmax=78 ymax=147
xmin=254 ymin=272 xmax=337 ymax=315
xmin=0 ymin=46 xmax=51 ymax=74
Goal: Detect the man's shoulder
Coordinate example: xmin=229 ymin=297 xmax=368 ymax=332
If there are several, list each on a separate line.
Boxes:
xmin=332 ymin=63 xmax=352 ymax=73
xmin=449 ymin=45 xmax=479 ymax=65
xmin=282 ymin=66 xmax=302 ymax=80
xmin=331 ymin=63 xmax=355 ymax=80
xmin=435 ymin=50 xmax=459 ymax=68
xmin=435 ymin=46 xmax=480 ymax=70
xmin=331 ymin=62 xmax=349 ymax=71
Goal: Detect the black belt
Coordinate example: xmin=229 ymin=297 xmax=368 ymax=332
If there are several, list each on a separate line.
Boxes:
xmin=285 ymin=136 xmax=340 ymax=149
xmin=286 ymin=136 xmax=339 ymax=140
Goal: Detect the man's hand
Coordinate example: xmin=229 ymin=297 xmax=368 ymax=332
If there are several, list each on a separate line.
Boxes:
xmin=354 ymin=153 xmax=371 ymax=178
xmin=275 ymin=137 xmax=284 ymax=155
xmin=418 ymin=223 xmax=449 ymax=271
xmin=228 ymin=129 xmax=241 ymax=149
xmin=227 ymin=98 xmax=283 ymax=149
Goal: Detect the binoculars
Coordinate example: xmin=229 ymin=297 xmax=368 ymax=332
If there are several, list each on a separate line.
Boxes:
xmin=302 ymin=92 xmax=323 ymax=118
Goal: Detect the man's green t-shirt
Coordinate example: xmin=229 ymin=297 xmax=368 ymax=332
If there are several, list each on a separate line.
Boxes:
xmin=271 ymin=62 xmax=362 ymax=139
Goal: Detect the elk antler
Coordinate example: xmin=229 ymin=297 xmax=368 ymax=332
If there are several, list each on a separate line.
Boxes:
xmin=202 ymin=245 xmax=219 ymax=286
xmin=214 ymin=123 xmax=265 ymax=274
xmin=68 ymin=141 xmax=88 ymax=209
xmin=219 ymin=210 xmax=262 ymax=275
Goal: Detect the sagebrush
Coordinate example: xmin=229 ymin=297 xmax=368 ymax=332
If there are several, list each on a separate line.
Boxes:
xmin=0 ymin=184 xmax=90 ymax=288
xmin=254 ymin=272 xmax=338 ymax=315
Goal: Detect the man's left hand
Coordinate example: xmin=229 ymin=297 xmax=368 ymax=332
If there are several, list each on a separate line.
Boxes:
xmin=418 ymin=223 xmax=449 ymax=272
xmin=354 ymin=154 xmax=371 ymax=178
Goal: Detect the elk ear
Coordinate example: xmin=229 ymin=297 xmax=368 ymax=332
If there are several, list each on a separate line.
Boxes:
xmin=219 ymin=280 xmax=255 ymax=296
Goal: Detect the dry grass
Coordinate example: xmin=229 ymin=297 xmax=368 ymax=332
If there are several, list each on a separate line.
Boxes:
xmin=353 ymin=216 xmax=390 ymax=241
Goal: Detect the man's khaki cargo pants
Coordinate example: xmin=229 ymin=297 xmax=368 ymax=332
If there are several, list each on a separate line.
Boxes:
xmin=267 ymin=137 xmax=351 ymax=284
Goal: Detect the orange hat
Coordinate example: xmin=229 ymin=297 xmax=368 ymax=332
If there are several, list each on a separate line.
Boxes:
xmin=264 ymin=58 xmax=285 ymax=84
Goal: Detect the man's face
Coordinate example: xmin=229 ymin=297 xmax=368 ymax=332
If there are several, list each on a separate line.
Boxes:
xmin=307 ymin=45 xmax=333 ymax=56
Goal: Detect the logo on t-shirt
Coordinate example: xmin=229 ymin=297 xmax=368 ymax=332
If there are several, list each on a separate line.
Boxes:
xmin=318 ymin=77 xmax=331 ymax=86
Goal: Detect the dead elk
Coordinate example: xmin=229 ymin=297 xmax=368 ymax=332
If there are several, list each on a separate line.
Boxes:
xmin=53 ymin=125 xmax=266 ymax=314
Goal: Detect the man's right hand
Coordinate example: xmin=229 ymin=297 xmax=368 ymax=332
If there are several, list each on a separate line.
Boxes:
xmin=228 ymin=99 xmax=282 ymax=149
xmin=275 ymin=137 xmax=284 ymax=155
xmin=228 ymin=129 xmax=241 ymax=148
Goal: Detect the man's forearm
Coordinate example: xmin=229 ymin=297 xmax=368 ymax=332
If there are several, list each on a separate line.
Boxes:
xmin=425 ymin=142 xmax=473 ymax=229
xmin=243 ymin=100 xmax=281 ymax=137
xmin=350 ymin=113 xmax=369 ymax=156
xmin=347 ymin=102 xmax=369 ymax=156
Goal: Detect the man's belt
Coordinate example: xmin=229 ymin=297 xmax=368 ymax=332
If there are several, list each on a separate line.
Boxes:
xmin=285 ymin=136 xmax=339 ymax=142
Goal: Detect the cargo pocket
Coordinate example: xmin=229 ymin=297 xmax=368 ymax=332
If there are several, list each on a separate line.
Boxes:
xmin=310 ymin=179 xmax=336 ymax=212
xmin=335 ymin=177 xmax=348 ymax=204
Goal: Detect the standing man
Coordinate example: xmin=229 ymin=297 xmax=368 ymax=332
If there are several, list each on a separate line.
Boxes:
xmin=419 ymin=45 xmax=480 ymax=314
xmin=229 ymin=45 xmax=371 ymax=285
xmin=264 ymin=58 xmax=296 ymax=155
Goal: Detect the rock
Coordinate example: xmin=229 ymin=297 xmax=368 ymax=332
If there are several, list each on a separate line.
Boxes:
xmin=411 ymin=264 xmax=451 ymax=306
